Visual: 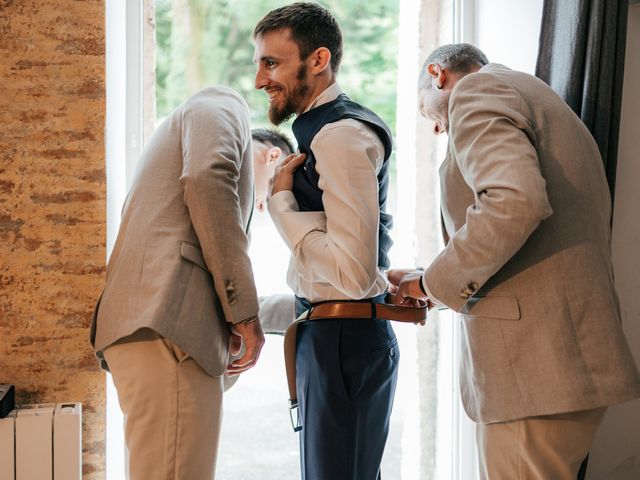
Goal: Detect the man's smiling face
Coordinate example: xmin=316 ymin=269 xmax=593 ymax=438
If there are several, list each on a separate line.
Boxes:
xmin=253 ymin=28 xmax=311 ymax=125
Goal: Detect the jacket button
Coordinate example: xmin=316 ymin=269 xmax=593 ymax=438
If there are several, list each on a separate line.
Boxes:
xmin=460 ymin=282 xmax=478 ymax=299
xmin=225 ymin=281 xmax=236 ymax=304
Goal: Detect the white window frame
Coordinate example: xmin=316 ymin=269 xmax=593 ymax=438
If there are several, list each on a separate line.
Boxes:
xmin=451 ymin=1 xmax=480 ymax=478
xmin=106 ymin=0 xmax=143 ymax=255
xmin=105 ymin=2 xmax=144 ymax=478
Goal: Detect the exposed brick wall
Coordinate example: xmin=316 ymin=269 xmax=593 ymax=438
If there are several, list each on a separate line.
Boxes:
xmin=0 ymin=1 xmax=106 ymax=478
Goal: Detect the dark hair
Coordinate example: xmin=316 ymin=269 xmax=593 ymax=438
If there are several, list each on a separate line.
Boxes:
xmin=251 ymin=128 xmax=295 ymax=155
xmin=253 ymin=2 xmax=343 ymax=73
xmin=418 ymin=43 xmax=489 ymax=90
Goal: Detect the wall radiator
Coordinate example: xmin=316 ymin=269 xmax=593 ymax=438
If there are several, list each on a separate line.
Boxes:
xmin=0 ymin=403 xmax=82 ymax=480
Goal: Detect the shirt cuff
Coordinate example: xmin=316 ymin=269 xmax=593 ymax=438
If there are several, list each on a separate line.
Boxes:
xmin=268 ymin=191 xmax=327 ymax=251
xmin=421 ymin=275 xmax=443 ymax=307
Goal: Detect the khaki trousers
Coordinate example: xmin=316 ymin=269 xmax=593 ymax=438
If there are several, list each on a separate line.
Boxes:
xmin=104 ymin=336 xmax=224 ymax=480
xmin=476 ymin=407 xmax=607 ymax=480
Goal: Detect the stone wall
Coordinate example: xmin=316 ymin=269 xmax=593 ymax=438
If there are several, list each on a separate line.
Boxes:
xmin=0 ymin=0 xmax=106 ymax=478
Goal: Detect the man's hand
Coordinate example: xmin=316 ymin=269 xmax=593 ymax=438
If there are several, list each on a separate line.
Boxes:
xmin=387 ymin=268 xmax=425 ymax=292
xmin=395 ymin=275 xmax=428 ymax=305
xmin=226 ymin=318 xmax=265 ymax=376
xmin=269 ymin=152 xmax=307 ymax=197
xmin=387 ymin=268 xmax=433 ymax=308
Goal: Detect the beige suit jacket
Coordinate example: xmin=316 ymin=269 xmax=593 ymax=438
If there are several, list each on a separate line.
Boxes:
xmin=90 ymin=86 xmax=259 ymax=377
xmin=424 ymin=64 xmax=640 ymax=423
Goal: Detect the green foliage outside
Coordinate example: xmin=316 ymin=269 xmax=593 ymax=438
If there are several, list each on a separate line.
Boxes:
xmin=155 ymin=0 xmax=399 ymax=147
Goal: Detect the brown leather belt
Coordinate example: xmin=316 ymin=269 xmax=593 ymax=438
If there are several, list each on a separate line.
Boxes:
xmin=306 ymin=298 xmax=428 ymax=323
xmin=283 ymin=295 xmax=427 ymax=431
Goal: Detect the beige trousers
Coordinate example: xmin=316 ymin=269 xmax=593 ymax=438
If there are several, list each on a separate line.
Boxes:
xmin=476 ymin=407 xmax=607 ymax=480
xmin=104 ymin=336 xmax=224 ymax=480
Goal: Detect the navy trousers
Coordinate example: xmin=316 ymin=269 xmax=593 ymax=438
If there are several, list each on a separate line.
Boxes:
xmin=295 ymin=296 xmax=400 ymax=480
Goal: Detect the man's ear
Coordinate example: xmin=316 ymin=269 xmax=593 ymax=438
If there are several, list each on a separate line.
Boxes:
xmin=267 ymin=146 xmax=281 ymax=164
xmin=426 ymin=63 xmax=447 ymax=89
xmin=309 ymin=47 xmax=332 ymax=75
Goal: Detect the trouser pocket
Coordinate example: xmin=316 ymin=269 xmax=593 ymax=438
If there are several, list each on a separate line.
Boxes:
xmin=339 ymin=321 xmax=399 ymax=402
xmin=161 ymin=337 xmax=190 ymax=364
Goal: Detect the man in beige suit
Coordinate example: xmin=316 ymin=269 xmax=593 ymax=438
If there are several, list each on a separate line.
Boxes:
xmin=392 ymin=44 xmax=640 ymax=479
xmin=90 ymin=86 xmax=264 ymax=479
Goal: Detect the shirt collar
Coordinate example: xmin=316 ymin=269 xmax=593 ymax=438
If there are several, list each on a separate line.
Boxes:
xmin=302 ymin=82 xmax=343 ymax=113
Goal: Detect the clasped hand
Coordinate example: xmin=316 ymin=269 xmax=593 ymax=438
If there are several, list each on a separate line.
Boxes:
xmin=387 ymin=268 xmax=433 ymax=311
xmin=269 ymin=152 xmax=307 ymax=197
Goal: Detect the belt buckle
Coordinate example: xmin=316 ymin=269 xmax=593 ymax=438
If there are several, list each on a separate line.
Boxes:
xmin=289 ymin=399 xmax=302 ymax=432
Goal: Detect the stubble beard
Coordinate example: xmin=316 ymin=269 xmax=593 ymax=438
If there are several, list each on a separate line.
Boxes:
xmin=268 ymin=64 xmax=309 ymax=125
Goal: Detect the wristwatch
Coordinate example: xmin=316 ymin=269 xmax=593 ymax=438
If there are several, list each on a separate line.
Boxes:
xmin=416 ymin=267 xmax=427 ymax=296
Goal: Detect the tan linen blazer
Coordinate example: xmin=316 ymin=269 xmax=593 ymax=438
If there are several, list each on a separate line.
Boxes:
xmin=90 ymin=86 xmax=259 ymax=377
xmin=424 ymin=64 xmax=640 ymax=424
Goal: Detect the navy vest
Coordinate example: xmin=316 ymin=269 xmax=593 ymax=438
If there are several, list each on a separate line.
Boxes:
xmin=291 ymin=93 xmax=393 ymax=269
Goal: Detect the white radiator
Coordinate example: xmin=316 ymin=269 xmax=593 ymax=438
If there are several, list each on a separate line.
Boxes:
xmin=0 ymin=403 xmax=82 ymax=480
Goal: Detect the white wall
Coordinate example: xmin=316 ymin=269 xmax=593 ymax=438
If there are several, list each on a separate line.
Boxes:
xmin=587 ymin=4 xmax=640 ymax=479
xmin=474 ymin=0 xmax=543 ymax=74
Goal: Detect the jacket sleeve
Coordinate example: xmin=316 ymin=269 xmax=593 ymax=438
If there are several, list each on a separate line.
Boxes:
xmin=424 ymin=73 xmax=553 ymax=311
xmin=179 ymin=92 xmax=259 ymax=324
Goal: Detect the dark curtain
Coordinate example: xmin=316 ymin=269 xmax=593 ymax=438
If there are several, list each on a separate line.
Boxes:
xmin=536 ymin=0 xmax=630 ymax=201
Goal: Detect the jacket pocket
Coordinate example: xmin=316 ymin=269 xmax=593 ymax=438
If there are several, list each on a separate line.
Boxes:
xmin=460 ymin=294 xmax=520 ymax=320
xmin=180 ymin=241 xmax=208 ymax=271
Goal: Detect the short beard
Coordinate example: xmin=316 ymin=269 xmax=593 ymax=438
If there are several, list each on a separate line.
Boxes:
xmin=268 ymin=63 xmax=309 ymax=125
